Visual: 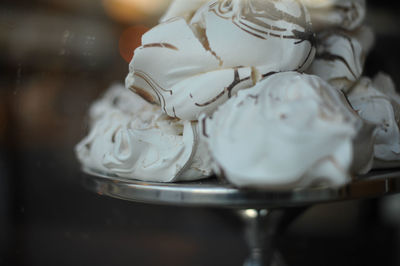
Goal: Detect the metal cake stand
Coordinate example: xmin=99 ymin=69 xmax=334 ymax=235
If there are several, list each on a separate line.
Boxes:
xmin=82 ymin=168 xmax=400 ymax=266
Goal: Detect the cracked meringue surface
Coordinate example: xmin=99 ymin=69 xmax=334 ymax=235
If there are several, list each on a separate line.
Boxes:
xmin=75 ymin=84 xmax=212 ymax=182
xmin=126 ymin=0 xmax=316 ymax=121
xmin=348 ymin=74 xmax=400 ymax=164
xmin=302 ymin=0 xmax=366 ymax=31
xmin=200 ymin=72 xmax=365 ymax=189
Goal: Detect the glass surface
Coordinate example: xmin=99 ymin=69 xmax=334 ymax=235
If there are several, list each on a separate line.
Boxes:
xmin=1 ymin=1 xmax=400 ymax=266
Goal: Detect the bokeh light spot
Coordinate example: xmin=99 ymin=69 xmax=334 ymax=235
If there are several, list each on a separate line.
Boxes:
xmin=103 ymin=0 xmax=170 ymax=23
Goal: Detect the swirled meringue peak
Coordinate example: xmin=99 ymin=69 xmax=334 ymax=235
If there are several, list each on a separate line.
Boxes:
xmin=200 ymin=72 xmax=365 ymax=189
xmin=307 ymin=29 xmax=368 ymax=92
xmin=126 ymin=0 xmax=315 ymax=120
xmin=190 ymin=0 xmax=316 ymax=75
xmin=75 ymin=84 xmax=212 ymax=182
xmin=348 ymin=73 xmax=400 ymax=165
xmin=302 ymin=0 xmax=366 ymax=31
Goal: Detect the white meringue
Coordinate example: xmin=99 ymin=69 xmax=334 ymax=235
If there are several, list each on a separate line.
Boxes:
xmin=76 ymin=85 xmax=212 ymax=182
xmin=200 ymin=72 xmax=364 ymax=189
xmin=302 ymin=0 xmax=366 ymax=31
xmin=160 ymin=0 xmax=209 ymax=23
xmin=347 ymin=74 xmax=400 ymax=164
xmin=190 ymin=0 xmax=316 ymax=75
xmin=127 ymin=0 xmax=315 ymax=120
xmin=307 ymin=30 xmax=365 ymax=92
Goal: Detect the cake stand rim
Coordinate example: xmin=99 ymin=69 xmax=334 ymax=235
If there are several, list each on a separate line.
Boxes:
xmin=81 ymin=167 xmax=400 ymax=208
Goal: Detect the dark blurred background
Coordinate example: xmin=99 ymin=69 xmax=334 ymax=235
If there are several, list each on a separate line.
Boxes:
xmin=1 ymin=1 xmax=400 ymax=265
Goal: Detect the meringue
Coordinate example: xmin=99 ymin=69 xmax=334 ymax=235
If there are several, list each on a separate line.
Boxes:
xmin=307 ymin=30 xmax=365 ymax=92
xmin=190 ymin=0 xmax=316 ymax=74
xmin=76 ymin=84 xmax=212 ymax=182
xmin=302 ymin=0 xmax=366 ymax=31
xmin=160 ymin=0 xmax=209 ymax=23
xmin=201 ymin=72 xmax=364 ymax=188
xmin=126 ymin=0 xmax=316 ymax=120
xmin=75 ymin=0 xmax=400 ymax=189
xmin=347 ymin=74 xmax=400 ymax=164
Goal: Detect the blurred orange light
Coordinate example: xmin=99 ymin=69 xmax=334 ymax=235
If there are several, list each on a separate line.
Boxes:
xmin=119 ymin=25 xmax=149 ymax=63
xmin=103 ymin=0 xmax=169 ymax=23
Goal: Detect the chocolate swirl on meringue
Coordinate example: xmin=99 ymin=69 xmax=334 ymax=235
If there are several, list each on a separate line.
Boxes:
xmin=127 ymin=0 xmax=316 ymax=120
xmin=307 ymin=29 xmax=365 ymax=92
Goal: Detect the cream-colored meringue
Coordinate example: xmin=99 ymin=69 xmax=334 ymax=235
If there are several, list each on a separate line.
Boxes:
xmin=348 ymin=74 xmax=400 ymax=164
xmin=302 ymin=0 xmax=366 ymax=31
xmin=76 ymin=84 xmax=212 ymax=182
xmin=125 ymin=18 xmax=253 ymax=121
xmin=190 ymin=0 xmax=316 ymax=75
xmin=160 ymin=0 xmax=209 ymax=23
xmin=307 ymin=30 xmax=365 ymax=92
xmin=200 ymin=72 xmax=365 ymax=189
xmin=127 ymin=0 xmax=315 ymax=120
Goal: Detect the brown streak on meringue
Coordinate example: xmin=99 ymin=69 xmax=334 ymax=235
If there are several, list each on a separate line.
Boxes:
xmin=231 ymin=20 xmax=266 ymax=40
xmin=130 ymin=85 xmax=156 ymax=103
xmin=317 ymin=52 xmax=358 ymax=79
xmin=209 ymin=0 xmax=314 ymax=45
xmin=134 ymin=71 xmax=173 ymax=95
xmin=133 ymin=71 xmax=169 ymax=114
xmin=191 ymin=23 xmax=224 ymax=66
xmin=261 ymin=71 xmax=278 ymax=79
xmin=201 ymin=116 xmax=209 ymax=138
xmin=172 ymin=106 xmax=178 ymax=118
xmin=195 ymin=69 xmax=251 ymax=107
xmin=142 ymin=42 xmax=179 ymax=50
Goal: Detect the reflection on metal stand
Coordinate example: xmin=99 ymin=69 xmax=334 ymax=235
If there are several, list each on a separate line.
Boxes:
xmin=238 ymin=208 xmax=306 ymax=266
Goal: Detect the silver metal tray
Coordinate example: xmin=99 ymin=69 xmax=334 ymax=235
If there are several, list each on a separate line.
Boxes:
xmin=82 ymin=168 xmax=400 ymax=208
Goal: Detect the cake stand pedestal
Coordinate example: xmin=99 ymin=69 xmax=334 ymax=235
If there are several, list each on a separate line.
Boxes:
xmin=82 ymin=168 xmax=400 ymax=266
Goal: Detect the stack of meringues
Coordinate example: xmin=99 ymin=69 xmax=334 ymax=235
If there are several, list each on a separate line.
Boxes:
xmin=77 ymin=0 xmax=400 ymax=189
